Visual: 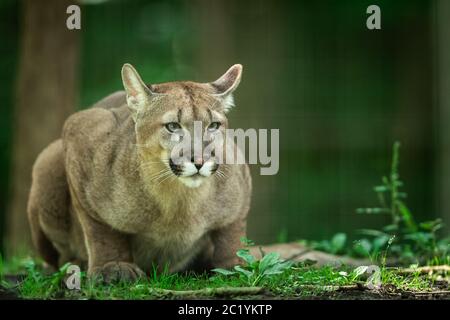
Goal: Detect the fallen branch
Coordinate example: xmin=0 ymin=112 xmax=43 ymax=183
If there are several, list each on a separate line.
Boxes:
xmin=295 ymin=283 xmax=369 ymax=292
xmin=150 ymin=286 xmax=264 ymax=298
xmin=396 ymin=265 xmax=450 ymax=275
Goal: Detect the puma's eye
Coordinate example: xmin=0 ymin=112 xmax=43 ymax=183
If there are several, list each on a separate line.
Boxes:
xmin=208 ymin=122 xmax=221 ymax=131
xmin=165 ymin=122 xmax=181 ymax=133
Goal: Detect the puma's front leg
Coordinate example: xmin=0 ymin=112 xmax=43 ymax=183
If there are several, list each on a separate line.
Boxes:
xmin=77 ymin=207 xmax=145 ymax=283
xmin=211 ymin=218 xmax=247 ymax=269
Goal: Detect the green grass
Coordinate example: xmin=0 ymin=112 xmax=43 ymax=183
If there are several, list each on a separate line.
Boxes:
xmin=0 ymin=257 xmax=446 ymax=300
xmin=1 ymin=233 xmax=448 ymax=300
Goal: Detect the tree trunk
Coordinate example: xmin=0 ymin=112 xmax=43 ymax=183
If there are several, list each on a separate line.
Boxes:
xmin=435 ymin=0 xmax=450 ymax=234
xmin=5 ymin=0 xmax=79 ymax=256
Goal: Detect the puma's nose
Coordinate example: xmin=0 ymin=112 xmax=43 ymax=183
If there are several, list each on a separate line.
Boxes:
xmin=191 ymin=156 xmax=204 ymax=170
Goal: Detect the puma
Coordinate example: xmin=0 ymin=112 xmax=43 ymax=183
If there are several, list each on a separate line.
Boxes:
xmin=27 ymin=64 xmax=252 ymax=282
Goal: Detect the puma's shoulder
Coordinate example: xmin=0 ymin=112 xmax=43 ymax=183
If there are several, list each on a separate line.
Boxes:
xmin=63 ymin=107 xmax=118 ymax=147
xmin=91 ymin=91 xmax=127 ymax=110
xmin=62 ymin=97 xmax=136 ymax=198
xmin=62 ymin=105 xmax=135 ymax=171
xmin=63 ymin=91 xmax=132 ymax=143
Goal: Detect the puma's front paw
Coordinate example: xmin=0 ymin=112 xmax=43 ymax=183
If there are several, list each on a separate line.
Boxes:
xmin=90 ymin=262 xmax=145 ymax=283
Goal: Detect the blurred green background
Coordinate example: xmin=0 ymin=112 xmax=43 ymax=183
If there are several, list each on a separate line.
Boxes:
xmin=0 ymin=0 xmax=449 ymax=256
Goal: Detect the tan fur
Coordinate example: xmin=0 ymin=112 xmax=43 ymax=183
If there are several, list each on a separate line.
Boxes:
xmin=27 ymin=64 xmax=251 ymax=281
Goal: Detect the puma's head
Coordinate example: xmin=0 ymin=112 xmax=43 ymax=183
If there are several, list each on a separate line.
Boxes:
xmin=121 ymin=63 xmax=242 ymax=188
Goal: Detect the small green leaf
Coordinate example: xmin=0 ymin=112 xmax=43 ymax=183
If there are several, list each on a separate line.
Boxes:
xmin=356 ymin=208 xmax=390 ymax=214
xmin=382 ymin=224 xmax=398 ymax=232
xmin=240 ymin=237 xmax=255 ymax=246
xmin=331 ymin=233 xmax=347 ymax=253
xmin=420 ymin=219 xmax=443 ymax=232
xmin=373 ymin=235 xmax=390 ymax=251
xmin=397 ymin=200 xmax=416 ymax=231
xmin=374 ymin=185 xmax=389 ymax=193
xmin=263 ymin=260 xmax=293 ymax=276
xmin=353 ymin=239 xmax=372 ymax=256
xmin=404 ymin=232 xmax=432 ymax=243
xmin=259 ymin=252 xmax=280 ymax=273
xmin=358 ymin=229 xmax=389 ymax=237
xmin=393 ymin=180 xmax=403 ymax=187
xmin=212 ymin=268 xmax=236 ymax=276
xmin=234 ymin=265 xmax=253 ymax=278
xmin=236 ymin=249 xmax=256 ymax=265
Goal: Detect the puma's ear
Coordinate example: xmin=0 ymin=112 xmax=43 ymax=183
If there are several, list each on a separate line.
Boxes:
xmin=210 ymin=64 xmax=243 ymax=113
xmin=121 ymin=63 xmax=153 ymax=113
